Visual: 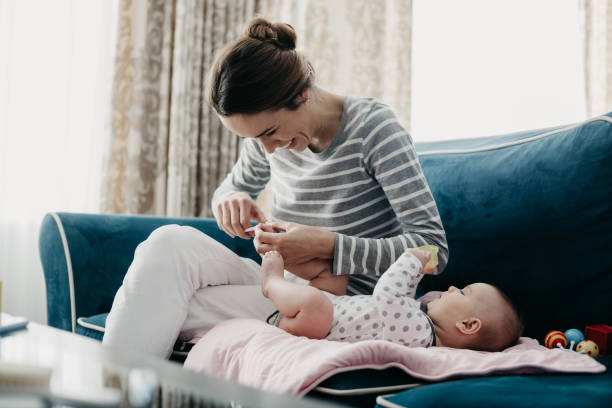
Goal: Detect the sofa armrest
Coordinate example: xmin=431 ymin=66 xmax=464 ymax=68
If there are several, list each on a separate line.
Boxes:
xmin=39 ymin=212 xmax=259 ymax=333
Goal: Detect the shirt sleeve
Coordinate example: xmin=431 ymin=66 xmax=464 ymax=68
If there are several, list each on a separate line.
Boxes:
xmin=333 ymin=105 xmax=448 ymax=277
xmin=211 ymin=138 xmax=271 ymax=219
xmin=373 ymin=252 xmax=433 ymax=346
xmin=372 ymin=251 xmax=424 ymax=300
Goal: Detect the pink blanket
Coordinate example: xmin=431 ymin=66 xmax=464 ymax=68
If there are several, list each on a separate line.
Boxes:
xmin=184 ymin=318 xmax=606 ymax=396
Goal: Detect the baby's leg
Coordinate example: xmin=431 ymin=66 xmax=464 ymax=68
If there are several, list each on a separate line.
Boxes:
xmin=287 ymin=259 xmax=330 ymax=280
xmin=261 ymin=251 xmax=333 ymax=339
xmin=309 ymin=269 xmax=348 ymax=296
xmin=289 ymin=259 xmax=348 ymax=296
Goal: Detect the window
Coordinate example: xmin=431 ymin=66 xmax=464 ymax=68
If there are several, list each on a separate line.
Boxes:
xmin=411 ymin=0 xmax=586 ymax=141
xmin=0 ymin=0 xmax=118 ymax=323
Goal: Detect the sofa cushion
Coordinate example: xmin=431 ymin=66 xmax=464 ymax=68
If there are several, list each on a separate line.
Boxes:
xmin=306 ymin=367 xmax=423 ymax=408
xmin=374 ymin=355 xmax=612 ymax=408
xmin=414 ymin=114 xmax=612 ymax=340
xmin=76 ymin=313 xmax=106 ymax=341
xmin=76 ymin=313 xmax=192 ymax=362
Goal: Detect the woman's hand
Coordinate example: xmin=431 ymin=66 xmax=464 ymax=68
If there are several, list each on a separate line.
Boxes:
xmin=253 ymin=221 xmax=335 ymax=267
xmin=215 ymin=192 xmax=267 ymax=239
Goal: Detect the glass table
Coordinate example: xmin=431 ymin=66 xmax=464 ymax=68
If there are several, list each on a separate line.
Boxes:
xmin=0 ymin=313 xmax=341 ymax=408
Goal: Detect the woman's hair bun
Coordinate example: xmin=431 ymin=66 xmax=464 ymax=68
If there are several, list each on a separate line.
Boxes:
xmin=245 ymin=17 xmax=297 ymax=50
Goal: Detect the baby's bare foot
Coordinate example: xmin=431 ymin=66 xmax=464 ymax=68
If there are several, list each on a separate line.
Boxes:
xmin=261 ymin=251 xmax=285 ymax=297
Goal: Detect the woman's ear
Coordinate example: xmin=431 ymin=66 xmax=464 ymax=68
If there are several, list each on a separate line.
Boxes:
xmin=293 ymin=89 xmax=310 ymax=106
xmin=455 ymin=317 xmax=482 ymax=335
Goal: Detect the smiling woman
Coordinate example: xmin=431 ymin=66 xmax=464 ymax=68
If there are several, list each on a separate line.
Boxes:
xmin=218 ymin=88 xmax=344 ymax=155
xmin=102 ymin=17 xmax=449 ymax=359
xmin=0 ymin=0 xmax=118 ymax=323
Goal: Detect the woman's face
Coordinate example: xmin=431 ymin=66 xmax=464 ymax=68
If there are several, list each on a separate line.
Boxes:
xmin=219 ymin=105 xmax=312 ymax=154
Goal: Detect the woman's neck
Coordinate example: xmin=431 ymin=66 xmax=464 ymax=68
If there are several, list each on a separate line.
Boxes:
xmin=308 ymin=87 xmax=345 ymax=153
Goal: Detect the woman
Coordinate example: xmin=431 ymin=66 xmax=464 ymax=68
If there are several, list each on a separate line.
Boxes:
xmin=103 ymin=17 xmax=448 ymax=358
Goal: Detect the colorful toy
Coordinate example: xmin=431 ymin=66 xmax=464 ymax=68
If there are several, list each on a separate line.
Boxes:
xmin=577 ymin=340 xmax=600 ymax=357
xmin=545 ymin=328 xmax=604 ymax=358
xmin=585 ymin=325 xmax=612 ymax=356
xmin=564 ymin=328 xmax=584 ymax=350
xmin=544 ymin=330 xmax=567 ymax=349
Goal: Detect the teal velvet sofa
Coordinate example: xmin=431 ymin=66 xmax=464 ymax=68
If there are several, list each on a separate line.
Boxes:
xmin=39 ymin=113 xmax=612 ymax=407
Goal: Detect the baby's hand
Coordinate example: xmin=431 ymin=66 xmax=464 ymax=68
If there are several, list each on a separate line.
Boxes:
xmin=404 ymin=248 xmax=434 ymax=273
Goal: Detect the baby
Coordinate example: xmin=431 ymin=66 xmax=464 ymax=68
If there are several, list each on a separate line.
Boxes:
xmin=261 ymin=248 xmax=523 ymax=351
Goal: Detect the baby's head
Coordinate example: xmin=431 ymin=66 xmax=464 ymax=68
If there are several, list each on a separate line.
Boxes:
xmin=426 ymin=283 xmax=523 ymax=352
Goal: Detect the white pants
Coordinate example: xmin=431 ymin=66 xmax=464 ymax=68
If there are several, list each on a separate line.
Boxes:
xmin=102 ymin=225 xmax=277 ymax=359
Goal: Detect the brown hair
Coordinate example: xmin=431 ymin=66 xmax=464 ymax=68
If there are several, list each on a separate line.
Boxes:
xmin=205 ymin=17 xmax=314 ymax=116
xmin=474 ymin=288 xmax=524 ymax=352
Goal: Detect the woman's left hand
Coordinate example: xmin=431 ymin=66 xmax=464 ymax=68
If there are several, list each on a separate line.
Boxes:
xmin=253 ymin=221 xmax=335 ymax=267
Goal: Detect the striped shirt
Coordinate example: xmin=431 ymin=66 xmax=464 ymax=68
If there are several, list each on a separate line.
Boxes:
xmin=212 ymin=95 xmax=448 ymax=295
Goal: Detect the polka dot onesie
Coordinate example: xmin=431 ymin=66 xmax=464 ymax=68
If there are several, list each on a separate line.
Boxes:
xmin=326 ymin=251 xmax=435 ymax=347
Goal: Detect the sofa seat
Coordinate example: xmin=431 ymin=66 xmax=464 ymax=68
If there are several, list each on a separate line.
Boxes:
xmin=75 ymin=313 xmax=106 ymax=341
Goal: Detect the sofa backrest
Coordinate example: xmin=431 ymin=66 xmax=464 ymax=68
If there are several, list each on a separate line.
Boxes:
xmin=414 ymin=113 xmax=612 ymax=340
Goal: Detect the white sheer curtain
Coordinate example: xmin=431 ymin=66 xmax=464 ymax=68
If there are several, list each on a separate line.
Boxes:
xmin=0 ymin=0 xmax=118 ymax=324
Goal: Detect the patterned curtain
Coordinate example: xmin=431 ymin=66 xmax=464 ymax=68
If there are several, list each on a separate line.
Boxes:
xmin=102 ymin=0 xmax=412 ymax=217
xmin=582 ymin=0 xmax=612 ymax=116
xmin=262 ymin=0 xmax=412 ymax=125
xmin=102 ymin=0 xmax=261 ymax=216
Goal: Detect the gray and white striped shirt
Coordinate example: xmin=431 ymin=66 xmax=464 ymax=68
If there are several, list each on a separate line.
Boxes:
xmin=212 ymin=95 xmax=448 ymax=295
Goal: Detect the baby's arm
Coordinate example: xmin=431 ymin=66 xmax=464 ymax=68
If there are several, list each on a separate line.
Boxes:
xmin=373 ymin=249 xmax=430 ymax=301
xmin=288 ymin=259 xmax=348 ymax=296
xmin=372 ymin=249 xmax=434 ymax=346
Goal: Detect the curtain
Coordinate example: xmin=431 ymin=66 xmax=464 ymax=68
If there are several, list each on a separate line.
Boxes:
xmin=102 ymin=0 xmax=412 ymax=218
xmin=102 ymin=0 xmax=262 ymax=217
xmin=582 ymin=0 xmax=612 ymax=116
xmin=262 ymin=0 xmax=413 ymax=126
xmin=0 ymin=0 xmax=117 ymax=323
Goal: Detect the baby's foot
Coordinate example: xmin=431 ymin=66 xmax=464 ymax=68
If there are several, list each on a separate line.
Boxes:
xmin=261 ymin=251 xmax=285 ymax=297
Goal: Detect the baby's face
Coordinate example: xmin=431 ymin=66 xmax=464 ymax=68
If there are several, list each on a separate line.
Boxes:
xmin=426 ymin=283 xmax=501 ymax=326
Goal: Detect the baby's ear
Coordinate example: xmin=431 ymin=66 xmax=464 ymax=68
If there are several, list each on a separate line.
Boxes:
xmin=456 ymin=317 xmax=482 ymax=335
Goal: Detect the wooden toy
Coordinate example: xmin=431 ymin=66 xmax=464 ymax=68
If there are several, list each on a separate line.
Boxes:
xmin=544 ymin=330 xmax=567 ymax=349
xmin=585 ymin=325 xmax=612 ymax=356
xmin=576 ymin=340 xmax=599 ymax=357
xmin=564 ymin=328 xmax=584 ymax=350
